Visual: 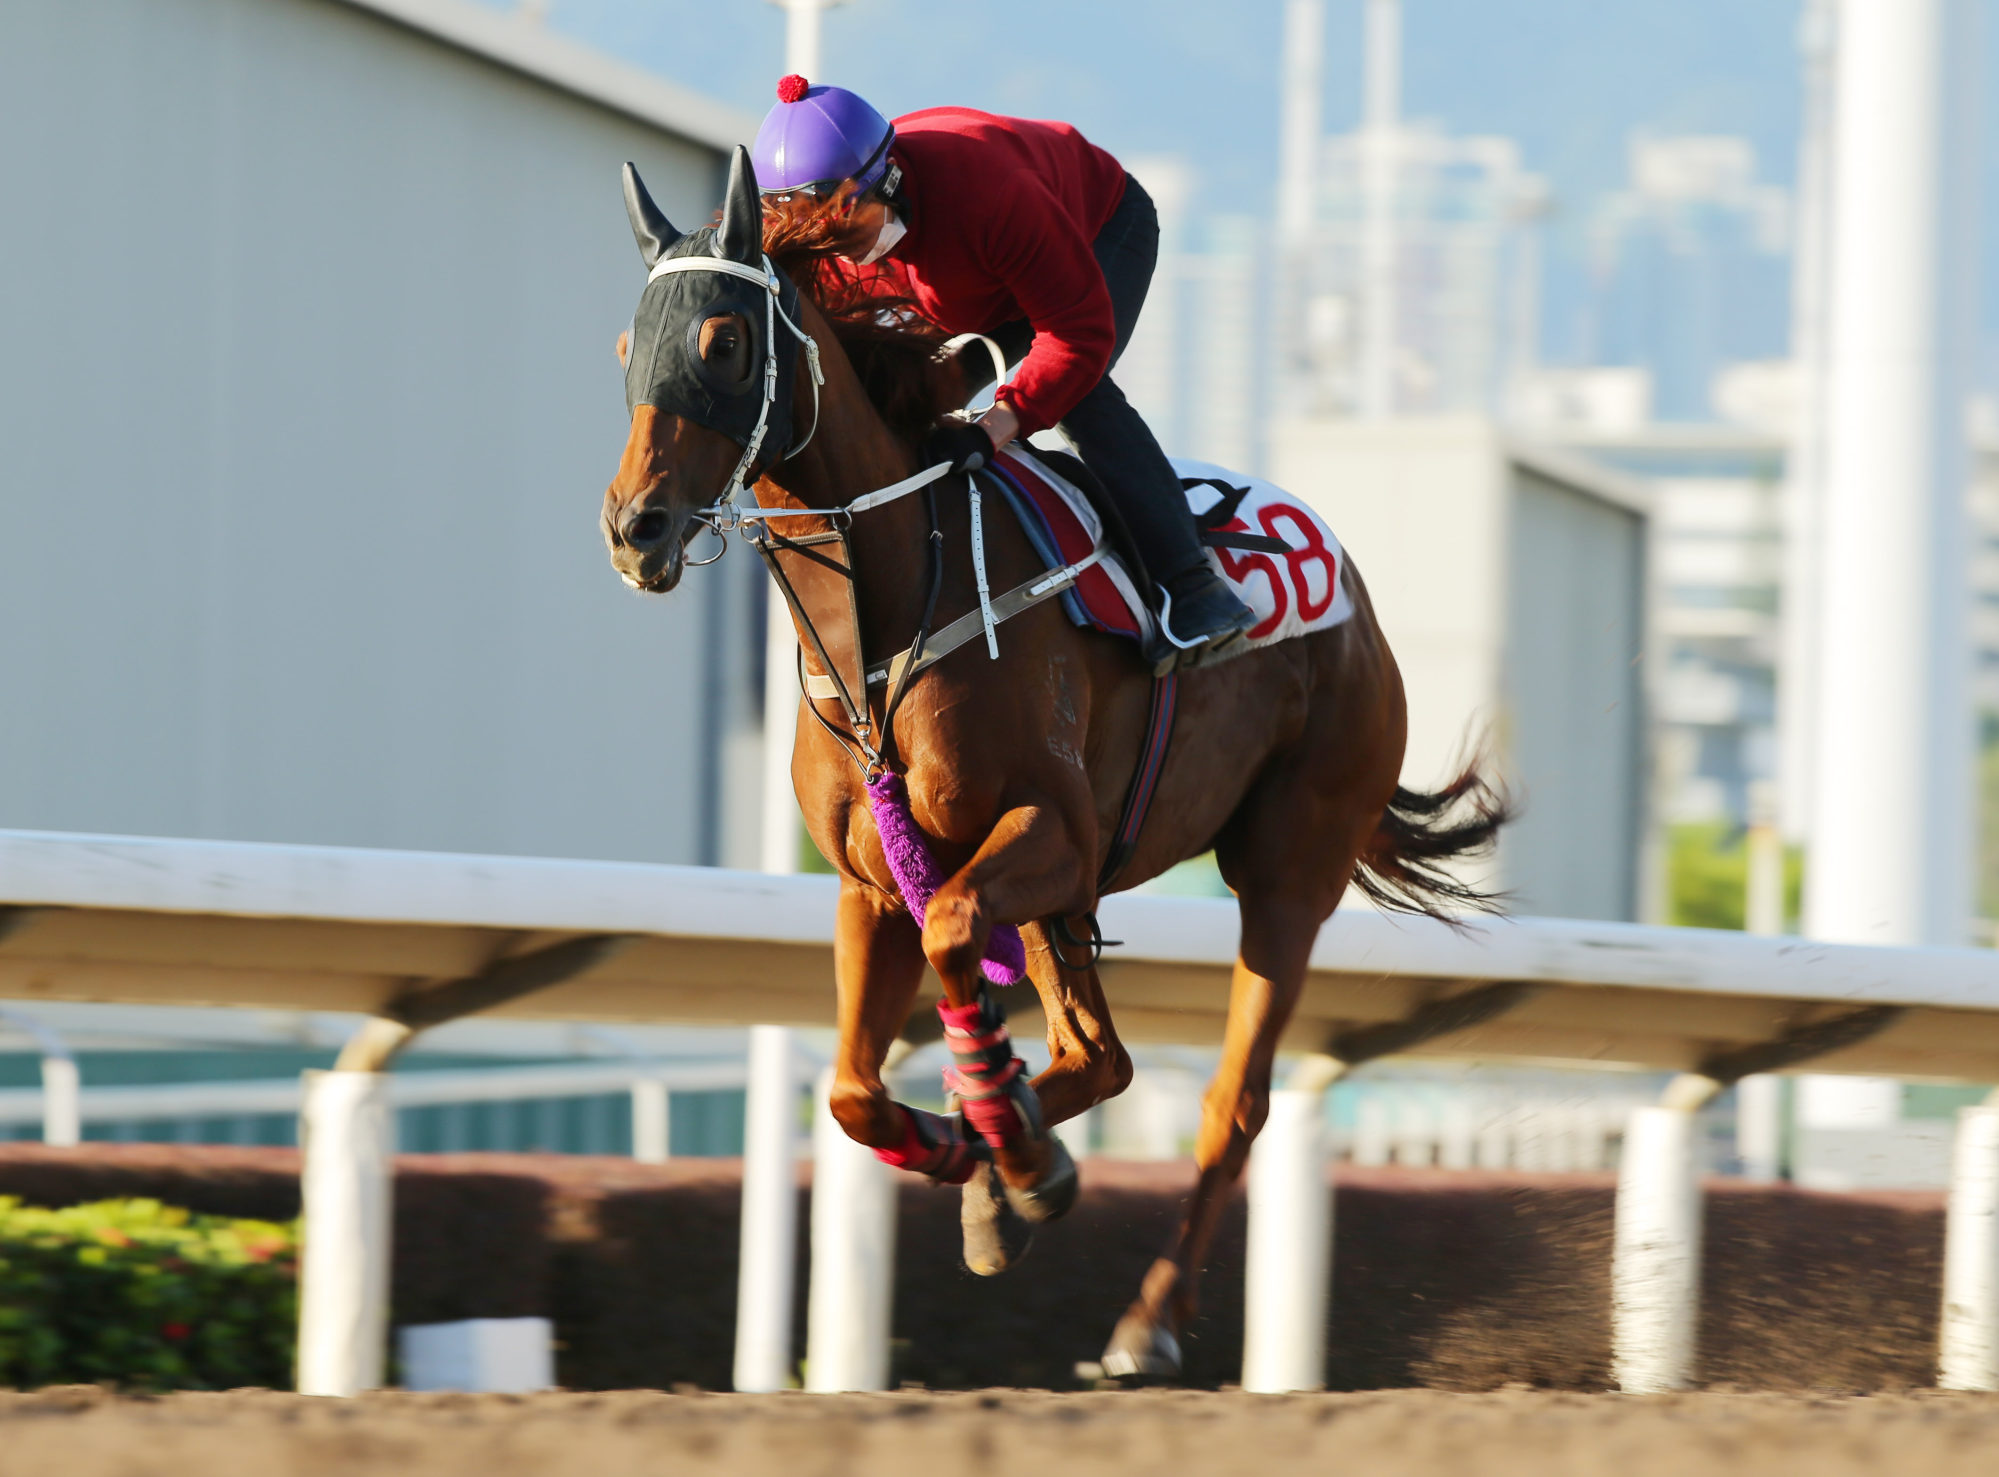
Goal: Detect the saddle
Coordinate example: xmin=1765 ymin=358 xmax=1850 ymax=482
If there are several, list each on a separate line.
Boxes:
xmin=983 ymin=447 xmax=1356 ymax=658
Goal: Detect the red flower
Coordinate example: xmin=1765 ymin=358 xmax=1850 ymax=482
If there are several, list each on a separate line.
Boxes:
xmin=161 ymin=1322 xmax=190 ymax=1342
xmin=776 ymin=74 xmax=810 ymax=104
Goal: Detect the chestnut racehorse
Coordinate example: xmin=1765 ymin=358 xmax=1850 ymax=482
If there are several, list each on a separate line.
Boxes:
xmin=602 ymin=149 xmax=1507 ymax=1378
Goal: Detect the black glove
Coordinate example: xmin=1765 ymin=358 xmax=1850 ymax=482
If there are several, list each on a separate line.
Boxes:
xmin=925 ymin=421 xmax=995 ymax=475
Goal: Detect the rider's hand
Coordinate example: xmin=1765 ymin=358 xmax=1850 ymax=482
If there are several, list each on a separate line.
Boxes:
xmin=924 ymin=421 xmax=995 ymax=475
xmin=978 ymin=405 xmax=1021 ymax=452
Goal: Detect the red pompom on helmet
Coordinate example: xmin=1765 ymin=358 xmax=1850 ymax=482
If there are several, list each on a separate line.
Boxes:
xmin=775 ymin=74 xmax=811 ymax=104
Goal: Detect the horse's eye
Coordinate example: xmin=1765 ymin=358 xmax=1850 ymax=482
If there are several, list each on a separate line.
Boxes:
xmin=698 ymin=316 xmax=752 ymax=386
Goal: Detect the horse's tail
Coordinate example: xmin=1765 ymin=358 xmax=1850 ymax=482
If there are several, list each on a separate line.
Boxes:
xmin=1351 ymin=758 xmax=1514 ymax=921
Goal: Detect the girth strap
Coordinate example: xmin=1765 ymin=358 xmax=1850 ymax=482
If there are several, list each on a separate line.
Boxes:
xmin=1097 ymin=670 xmax=1180 ymax=894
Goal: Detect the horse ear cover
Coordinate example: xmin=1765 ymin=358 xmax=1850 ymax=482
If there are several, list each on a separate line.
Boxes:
xmin=717 ymin=146 xmax=762 ymax=265
xmin=623 ymin=162 xmax=680 ymax=268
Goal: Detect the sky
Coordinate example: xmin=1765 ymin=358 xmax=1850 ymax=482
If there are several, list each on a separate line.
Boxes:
xmin=495 ymin=0 xmax=1997 ymax=378
xmin=527 ymin=0 xmax=1805 ymax=212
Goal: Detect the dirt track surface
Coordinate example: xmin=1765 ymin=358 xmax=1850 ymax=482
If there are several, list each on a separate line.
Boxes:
xmin=6 ymin=1388 xmax=1999 ymax=1477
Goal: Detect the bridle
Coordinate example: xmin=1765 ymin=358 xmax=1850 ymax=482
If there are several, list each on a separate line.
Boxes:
xmin=640 ymin=247 xmax=827 ymax=561
xmin=635 ymin=250 xmax=1104 ymax=775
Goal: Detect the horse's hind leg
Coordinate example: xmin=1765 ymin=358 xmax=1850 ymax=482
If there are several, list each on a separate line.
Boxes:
xmin=1100 ymin=752 xmax=1386 ymax=1380
xmin=1099 ymin=888 xmax=1336 ymax=1378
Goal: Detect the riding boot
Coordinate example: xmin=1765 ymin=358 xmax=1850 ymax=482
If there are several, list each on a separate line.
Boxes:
xmin=1105 ymin=483 xmax=1256 ymax=673
xmin=1055 ymin=374 xmax=1256 ymax=673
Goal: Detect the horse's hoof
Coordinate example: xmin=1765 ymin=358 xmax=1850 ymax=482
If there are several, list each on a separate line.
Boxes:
xmin=1002 ymin=1133 xmax=1078 ymax=1224
xmin=1100 ymin=1311 xmax=1182 ymax=1382
xmin=961 ymin=1161 xmax=1033 ymax=1276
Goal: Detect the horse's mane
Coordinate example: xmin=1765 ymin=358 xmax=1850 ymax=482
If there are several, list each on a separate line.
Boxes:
xmin=759 ymin=198 xmax=963 ymax=444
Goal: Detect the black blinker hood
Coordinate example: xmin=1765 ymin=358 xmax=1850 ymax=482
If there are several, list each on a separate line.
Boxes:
xmin=622 ymin=149 xmax=803 ymax=480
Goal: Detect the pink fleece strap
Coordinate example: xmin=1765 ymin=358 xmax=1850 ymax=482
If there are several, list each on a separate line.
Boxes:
xmin=865 ymin=771 xmax=1027 ymax=986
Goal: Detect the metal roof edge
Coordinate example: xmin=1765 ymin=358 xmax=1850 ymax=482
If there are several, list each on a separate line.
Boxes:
xmin=1500 ymin=434 xmax=1654 ymax=518
xmin=329 ymin=0 xmax=758 ymax=154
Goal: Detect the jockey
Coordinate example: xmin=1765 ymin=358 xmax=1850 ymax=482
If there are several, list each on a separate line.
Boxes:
xmin=751 ymin=76 xmax=1257 ymax=670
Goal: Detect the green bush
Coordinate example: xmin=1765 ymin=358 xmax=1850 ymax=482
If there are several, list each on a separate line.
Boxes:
xmin=1666 ymin=822 xmax=1803 ymax=931
xmin=0 ymin=1197 xmax=297 ymax=1391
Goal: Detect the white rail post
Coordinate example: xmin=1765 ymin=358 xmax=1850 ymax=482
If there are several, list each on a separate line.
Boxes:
xmin=39 ymin=1054 xmax=80 ymax=1148
xmin=804 ymin=1066 xmax=898 ymax=1391
xmin=1053 ymin=1105 xmax=1096 ymax=1160
xmin=1940 ymin=1104 xmax=1999 ymax=1390
xmin=1805 ymin=0 xmax=1975 ymax=949
xmin=1242 ymin=1088 xmax=1332 ymax=1393
xmin=1 ymin=1009 xmax=81 ymax=1148
xmin=1612 ymin=1105 xmax=1702 ymax=1392
xmin=630 ymin=1078 xmax=670 ymax=1165
xmin=296 ymin=1070 xmax=395 ymax=1397
xmin=1735 ymin=1075 xmax=1783 ymax=1183
xmin=733 ymin=1025 xmax=801 ymax=1391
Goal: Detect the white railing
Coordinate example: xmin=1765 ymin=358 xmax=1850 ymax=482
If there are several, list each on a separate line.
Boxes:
xmin=7 ymin=826 xmax=1999 ymax=1396
xmin=0 ymin=1058 xmax=749 ymax=1163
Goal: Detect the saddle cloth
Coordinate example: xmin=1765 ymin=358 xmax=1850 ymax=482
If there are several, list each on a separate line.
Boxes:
xmin=984 ymin=450 xmax=1357 ymax=652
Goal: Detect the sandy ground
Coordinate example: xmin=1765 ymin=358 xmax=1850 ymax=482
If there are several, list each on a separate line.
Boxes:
xmin=5 ymin=1387 xmax=1998 ymax=1477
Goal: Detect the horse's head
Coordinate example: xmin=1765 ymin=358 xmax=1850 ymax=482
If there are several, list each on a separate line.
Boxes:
xmin=604 ymin=147 xmax=808 ymax=593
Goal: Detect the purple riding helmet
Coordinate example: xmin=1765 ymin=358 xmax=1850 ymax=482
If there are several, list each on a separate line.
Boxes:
xmin=751 ymin=75 xmax=897 ymax=199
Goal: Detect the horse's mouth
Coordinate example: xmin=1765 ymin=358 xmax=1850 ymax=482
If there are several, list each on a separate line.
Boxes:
xmin=614 ymin=545 xmax=684 ymax=595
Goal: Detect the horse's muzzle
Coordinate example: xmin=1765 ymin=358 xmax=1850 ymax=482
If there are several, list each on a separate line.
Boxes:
xmin=608 ymin=502 xmax=686 ymax=593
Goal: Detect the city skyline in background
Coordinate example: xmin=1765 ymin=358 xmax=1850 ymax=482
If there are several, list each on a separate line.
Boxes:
xmin=491 ymin=0 xmax=1999 ymax=401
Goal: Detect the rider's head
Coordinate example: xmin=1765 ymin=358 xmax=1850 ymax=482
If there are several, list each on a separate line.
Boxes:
xmin=753 ymin=76 xmax=903 ymax=260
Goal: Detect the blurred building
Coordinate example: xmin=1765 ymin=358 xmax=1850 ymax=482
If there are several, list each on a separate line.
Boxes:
xmin=1269 ymin=418 xmax=1651 ymax=922
xmin=1545 ymin=410 xmax=1999 ymax=831
xmin=1117 ymin=158 xmax=1267 ymax=474
xmin=1580 ymin=136 xmax=1793 ymax=423
xmin=1281 ymin=125 xmax=1547 ymax=421
xmin=0 ymin=0 xmax=767 ymax=867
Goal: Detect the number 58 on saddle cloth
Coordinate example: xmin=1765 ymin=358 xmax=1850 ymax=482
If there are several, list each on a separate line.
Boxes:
xmin=984 ymin=450 xmax=1357 ymax=654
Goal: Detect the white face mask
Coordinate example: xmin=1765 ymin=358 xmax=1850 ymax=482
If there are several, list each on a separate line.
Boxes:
xmin=855 ymin=210 xmax=906 ymax=266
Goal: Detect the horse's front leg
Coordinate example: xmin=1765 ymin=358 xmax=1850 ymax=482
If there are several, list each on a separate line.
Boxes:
xmin=921 ymin=801 xmax=1093 ymax=1215
xmin=826 ymin=879 xmax=982 ymax=1184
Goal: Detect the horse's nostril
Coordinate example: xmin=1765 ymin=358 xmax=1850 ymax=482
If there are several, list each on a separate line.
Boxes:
xmin=629 ymin=508 xmax=670 ymax=549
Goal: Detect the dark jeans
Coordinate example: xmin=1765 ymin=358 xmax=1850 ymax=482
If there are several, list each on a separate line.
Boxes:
xmin=966 ymin=174 xmax=1202 ymax=583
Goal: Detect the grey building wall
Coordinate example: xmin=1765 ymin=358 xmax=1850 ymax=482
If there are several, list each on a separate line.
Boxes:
xmin=0 ymin=0 xmax=763 ymax=864
xmin=1501 ymin=469 xmax=1648 ymax=920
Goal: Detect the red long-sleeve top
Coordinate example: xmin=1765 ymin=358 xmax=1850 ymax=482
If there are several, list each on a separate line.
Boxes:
xmin=863 ymin=107 xmax=1129 ymax=437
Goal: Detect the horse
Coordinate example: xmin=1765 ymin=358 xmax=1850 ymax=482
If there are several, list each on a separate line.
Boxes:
xmin=601 ymin=146 xmax=1508 ymax=1378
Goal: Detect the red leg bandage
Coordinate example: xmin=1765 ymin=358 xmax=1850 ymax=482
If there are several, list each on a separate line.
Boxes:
xmin=940 ymin=992 xmax=1042 ymax=1148
xmin=870 ymin=1104 xmax=981 ymax=1184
